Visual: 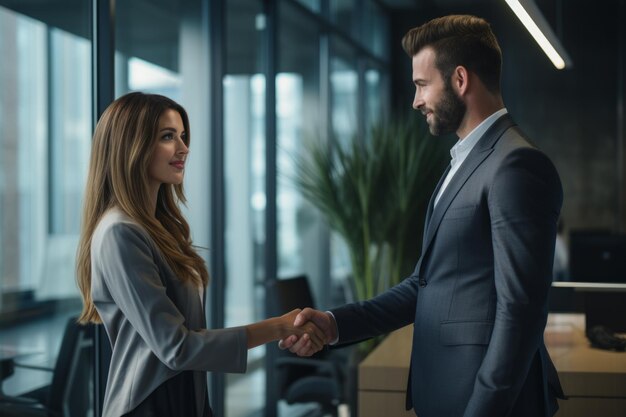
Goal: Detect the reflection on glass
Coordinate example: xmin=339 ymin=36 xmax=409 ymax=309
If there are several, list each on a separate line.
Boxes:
xmin=0 ymin=9 xmax=48 ymax=294
xmin=365 ymin=65 xmax=388 ymax=135
xmin=277 ymin=73 xmax=304 ymax=275
xmin=224 ymin=73 xmax=266 ymax=331
xmin=128 ymin=57 xmax=182 ymax=97
xmin=277 ymin=1 xmax=324 ymax=299
xmin=223 ymin=72 xmax=267 ymax=417
xmin=363 ymin=0 xmax=389 ymax=60
xmin=0 ymin=8 xmax=90 ymax=315
xmin=365 ymin=68 xmax=381 ymax=131
xmin=50 ymin=29 xmax=92 ymax=237
xmin=0 ymin=3 xmax=92 ymax=414
xmin=331 ymin=48 xmax=358 ymax=147
xmin=295 ymin=0 xmax=321 ymax=13
xmin=329 ymin=39 xmax=359 ymax=300
xmin=224 ymin=0 xmax=267 ymax=415
xmin=330 ymin=0 xmax=355 ymax=37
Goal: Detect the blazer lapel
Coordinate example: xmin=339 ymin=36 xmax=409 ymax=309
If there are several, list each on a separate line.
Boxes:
xmin=420 ymin=115 xmax=516 ymax=260
xmin=422 ymin=163 xmax=450 ymax=249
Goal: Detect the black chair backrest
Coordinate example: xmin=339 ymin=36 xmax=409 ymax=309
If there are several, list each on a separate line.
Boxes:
xmin=268 ymin=275 xmax=316 ymax=316
xmin=267 ymin=275 xmax=343 ymax=414
xmin=48 ymin=317 xmax=94 ymax=415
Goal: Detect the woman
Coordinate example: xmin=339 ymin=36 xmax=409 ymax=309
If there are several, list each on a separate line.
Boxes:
xmin=76 ymin=92 xmax=323 ymax=417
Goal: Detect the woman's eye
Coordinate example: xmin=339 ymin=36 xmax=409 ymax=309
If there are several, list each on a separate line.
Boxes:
xmin=162 ymin=133 xmax=174 ymax=140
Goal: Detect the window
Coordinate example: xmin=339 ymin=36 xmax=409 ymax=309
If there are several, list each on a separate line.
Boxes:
xmin=223 ymin=1 xmax=267 ymax=415
xmin=0 ymin=1 xmax=92 ymax=411
xmin=277 ymin=1 xmax=326 ymax=301
xmin=0 ymin=2 xmax=392 ymax=416
xmin=331 ymin=37 xmax=358 ymax=147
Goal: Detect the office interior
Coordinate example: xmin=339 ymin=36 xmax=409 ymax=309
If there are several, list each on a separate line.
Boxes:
xmin=0 ymin=0 xmax=625 ymax=416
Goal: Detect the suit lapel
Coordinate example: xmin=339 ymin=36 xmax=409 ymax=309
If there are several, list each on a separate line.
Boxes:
xmin=422 ymin=163 xmax=450 ymax=249
xmin=420 ymin=115 xmax=516 ymax=260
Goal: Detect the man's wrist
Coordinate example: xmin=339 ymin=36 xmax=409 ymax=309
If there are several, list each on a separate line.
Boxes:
xmin=325 ymin=311 xmax=340 ymax=345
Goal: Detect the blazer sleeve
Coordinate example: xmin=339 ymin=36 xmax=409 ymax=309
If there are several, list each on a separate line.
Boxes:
xmin=331 ymin=275 xmax=419 ymax=345
xmin=463 ymin=147 xmax=563 ymax=417
xmin=95 ymin=222 xmax=248 ymax=373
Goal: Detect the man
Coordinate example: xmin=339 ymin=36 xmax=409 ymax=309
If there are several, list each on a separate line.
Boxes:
xmin=281 ymin=15 xmax=565 ymax=417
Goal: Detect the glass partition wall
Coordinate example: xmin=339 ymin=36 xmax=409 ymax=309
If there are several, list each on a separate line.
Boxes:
xmin=223 ymin=0 xmax=267 ymax=415
xmin=0 ymin=1 xmax=390 ymax=416
xmin=277 ymin=1 xmax=327 ymax=306
xmin=0 ymin=1 xmax=92 ymax=411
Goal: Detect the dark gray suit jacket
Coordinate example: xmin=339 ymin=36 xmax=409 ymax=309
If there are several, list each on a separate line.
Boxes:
xmin=332 ymin=114 xmax=565 ymax=417
xmin=91 ymin=208 xmax=248 ymax=417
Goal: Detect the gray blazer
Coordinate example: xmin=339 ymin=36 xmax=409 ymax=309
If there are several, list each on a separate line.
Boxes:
xmin=332 ymin=115 xmax=565 ymax=417
xmin=91 ymin=208 xmax=247 ymax=417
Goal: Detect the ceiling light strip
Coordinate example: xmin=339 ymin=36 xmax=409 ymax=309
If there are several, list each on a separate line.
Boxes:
xmin=505 ymin=0 xmax=572 ymax=69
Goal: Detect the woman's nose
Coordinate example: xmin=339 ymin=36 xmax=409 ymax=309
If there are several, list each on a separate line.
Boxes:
xmin=177 ymin=139 xmax=189 ymax=155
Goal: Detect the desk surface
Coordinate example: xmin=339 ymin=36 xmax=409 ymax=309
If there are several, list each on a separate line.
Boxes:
xmin=545 ymin=314 xmax=626 ymax=397
xmin=0 ymin=345 xmax=43 ymax=362
xmin=359 ymin=314 xmax=626 ymax=395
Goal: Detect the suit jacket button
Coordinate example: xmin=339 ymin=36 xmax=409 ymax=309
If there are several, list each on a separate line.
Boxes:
xmin=419 ymin=278 xmax=427 ymax=287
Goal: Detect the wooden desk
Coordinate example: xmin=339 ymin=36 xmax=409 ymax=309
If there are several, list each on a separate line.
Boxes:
xmin=358 ymin=325 xmax=413 ymax=417
xmin=358 ymin=314 xmax=626 ymax=417
xmin=545 ymin=314 xmax=626 ymax=417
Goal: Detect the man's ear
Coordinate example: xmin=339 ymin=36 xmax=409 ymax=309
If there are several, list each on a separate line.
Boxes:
xmin=452 ymin=66 xmax=469 ymax=96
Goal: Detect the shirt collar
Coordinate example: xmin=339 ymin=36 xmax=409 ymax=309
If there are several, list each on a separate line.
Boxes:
xmin=450 ymin=108 xmax=508 ymax=166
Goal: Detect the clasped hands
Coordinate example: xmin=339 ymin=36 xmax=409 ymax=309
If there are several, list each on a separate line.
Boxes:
xmin=278 ymin=308 xmax=337 ymax=357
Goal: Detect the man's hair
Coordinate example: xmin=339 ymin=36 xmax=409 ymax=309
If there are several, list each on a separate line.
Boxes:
xmin=402 ymin=15 xmax=502 ymax=93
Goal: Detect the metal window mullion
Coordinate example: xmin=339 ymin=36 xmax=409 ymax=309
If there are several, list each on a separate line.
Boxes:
xmin=46 ymin=28 xmax=54 ymax=235
xmin=618 ymin=0 xmax=625 ymax=231
xmin=318 ymin=27 xmax=332 ymax=310
xmin=91 ymin=1 xmax=115 ymax=416
xmin=263 ymin=0 xmax=278 ymax=415
xmin=208 ymin=0 xmax=227 ymax=415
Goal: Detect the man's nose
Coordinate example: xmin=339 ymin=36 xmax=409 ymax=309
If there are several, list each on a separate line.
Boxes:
xmin=412 ymin=92 xmax=423 ymax=110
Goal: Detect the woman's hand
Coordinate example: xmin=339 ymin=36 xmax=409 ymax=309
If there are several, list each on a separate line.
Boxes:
xmin=245 ymin=308 xmax=328 ymax=351
xmin=279 ymin=308 xmax=338 ymax=357
xmin=276 ymin=309 xmax=327 ymax=352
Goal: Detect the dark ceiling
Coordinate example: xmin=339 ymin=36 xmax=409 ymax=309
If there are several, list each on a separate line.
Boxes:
xmin=0 ymin=0 xmax=571 ymax=75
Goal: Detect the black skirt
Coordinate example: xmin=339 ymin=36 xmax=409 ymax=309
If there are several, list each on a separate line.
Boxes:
xmin=123 ymin=371 xmax=212 ymax=417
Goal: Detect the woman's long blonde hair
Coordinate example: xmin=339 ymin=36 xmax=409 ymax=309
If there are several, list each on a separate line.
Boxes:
xmin=76 ymin=92 xmax=209 ymax=324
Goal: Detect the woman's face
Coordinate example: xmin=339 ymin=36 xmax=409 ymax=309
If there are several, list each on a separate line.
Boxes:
xmin=147 ymin=109 xmax=189 ymax=192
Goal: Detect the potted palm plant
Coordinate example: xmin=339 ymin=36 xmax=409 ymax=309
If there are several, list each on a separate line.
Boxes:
xmin=295 ymin=115 xmax=450 ymax=305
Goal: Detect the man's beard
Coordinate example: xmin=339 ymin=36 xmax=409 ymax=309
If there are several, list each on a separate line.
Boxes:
xmin=426 ymin=81 xmax=466 ymax=136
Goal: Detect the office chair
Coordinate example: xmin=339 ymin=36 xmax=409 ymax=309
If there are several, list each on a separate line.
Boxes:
xmin=0 ymin=316 xmax=94 ymax=417
xmin=267 ymin=275 xmax=347 ymax=417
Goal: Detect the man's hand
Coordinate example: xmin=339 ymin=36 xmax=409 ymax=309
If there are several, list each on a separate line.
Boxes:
xmin=245 ymin=309 xmax=327 ymax=350
xmin=276 ymin=309 xmax=327 ymax=352
xmin=278 ymin=308 xmax=338 ymax=356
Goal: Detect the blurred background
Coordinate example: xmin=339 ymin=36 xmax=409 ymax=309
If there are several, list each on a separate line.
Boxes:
xmin=0 ymin=0 xmax=624 ymax=416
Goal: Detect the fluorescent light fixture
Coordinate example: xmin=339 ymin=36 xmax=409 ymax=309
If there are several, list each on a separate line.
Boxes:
xmin=505 ymin=0 xmax=572 ymax=69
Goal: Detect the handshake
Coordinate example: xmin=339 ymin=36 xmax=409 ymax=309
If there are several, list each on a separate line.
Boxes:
xmin=276 ymin=308 xmax=338 ymax=357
